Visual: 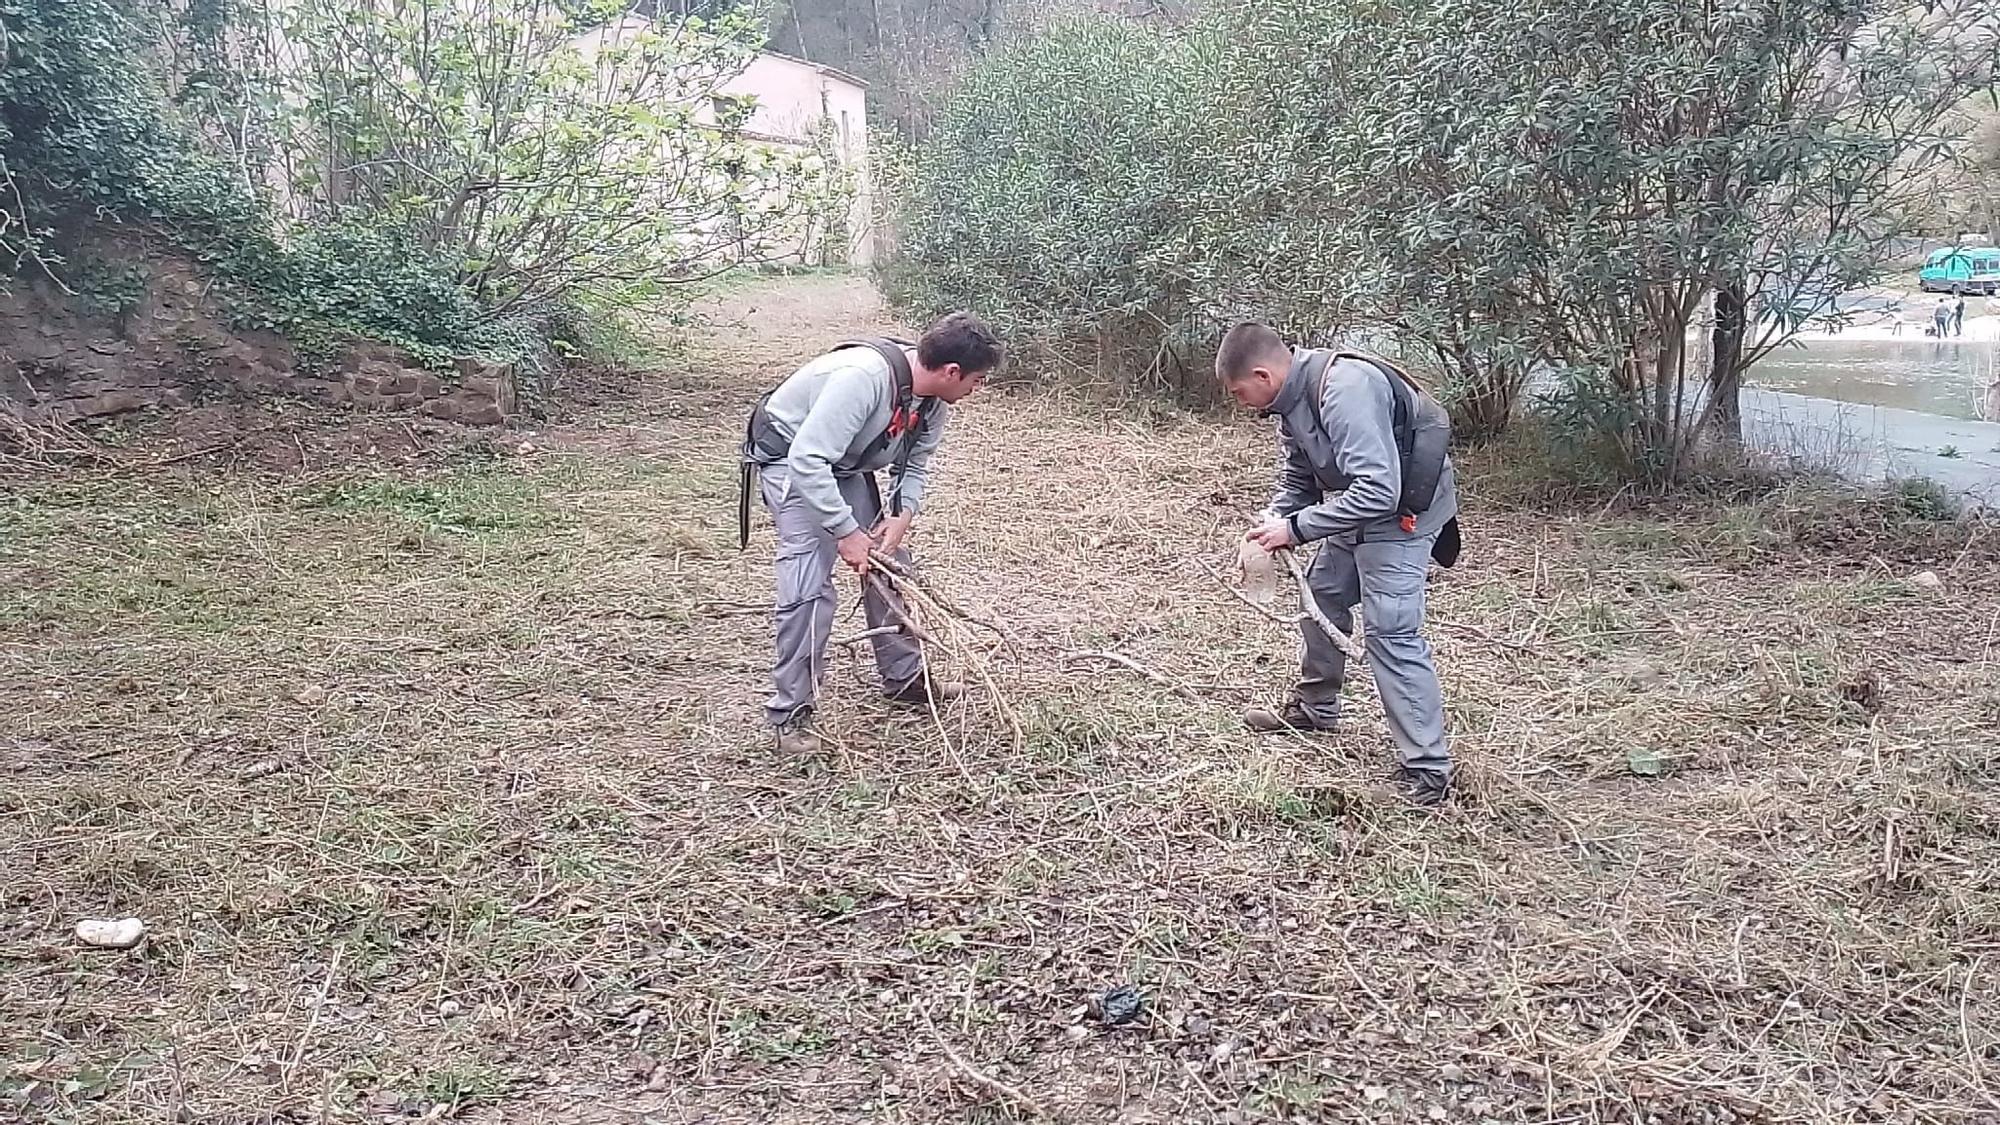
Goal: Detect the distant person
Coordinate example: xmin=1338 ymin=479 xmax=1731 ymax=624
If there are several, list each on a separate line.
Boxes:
xmin=1953 ymin=295 xmax=1966 ymax=337
xmin=1934 ymin=297 xmax=1952 ymax=337
xmin=738 ymin=313 xmax=1004 ymax=756
xmin=1216 ymin=322 xmax=1461 ymax=809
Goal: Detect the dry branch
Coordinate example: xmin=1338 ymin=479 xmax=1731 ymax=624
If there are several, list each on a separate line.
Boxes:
xmin=1277 ymin=548 xmax=1368 ymax=663
xmin=831 ymin=624 xmax=905 ymax=647
xmin=870 ymin=549 xmax=1021 ymax=649
xmin=920 ymin=1007 xmax=1047 ymax=1118
xmin=1063 ymin=649 xmax=1204 ymax=702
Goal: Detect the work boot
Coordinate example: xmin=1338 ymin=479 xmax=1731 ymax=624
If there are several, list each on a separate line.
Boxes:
xmin=775 ymin=710 xmax=823 ymax=757
xmin=1243 ymin=699 xmax=1335 ymax=734
xmin=1396 ymin=766 xmax=1452 ymax=809
xmin=885 ymin=671 xmax=964 ymax=709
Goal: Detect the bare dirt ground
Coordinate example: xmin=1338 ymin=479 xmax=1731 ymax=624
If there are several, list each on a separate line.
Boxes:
xmin=6 ymin=275 xmax=2000 ymax=1125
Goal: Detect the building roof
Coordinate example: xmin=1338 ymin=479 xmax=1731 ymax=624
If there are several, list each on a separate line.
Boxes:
xmin=588 ymin=13 xmax=870 ymax=91
xmin=756 ymin=47 xmax=869 ymax=91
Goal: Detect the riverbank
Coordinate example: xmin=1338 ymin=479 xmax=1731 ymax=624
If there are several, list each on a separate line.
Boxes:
xmin=1743 ymin=387 xmax=2000 ymax=509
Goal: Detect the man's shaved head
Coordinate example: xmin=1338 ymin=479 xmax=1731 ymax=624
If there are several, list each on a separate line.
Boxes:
xmin=1216 ymin=322 xmax=1291 ymax=383
xmin=1215 ymin=322 xmax=1293 ymax=410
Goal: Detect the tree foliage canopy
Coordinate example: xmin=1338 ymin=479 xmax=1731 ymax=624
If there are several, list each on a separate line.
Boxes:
xmin=890 ymin=0 xmax=2000 ymax=479
xmin=1 ymin=0 xmax=849 ymax=371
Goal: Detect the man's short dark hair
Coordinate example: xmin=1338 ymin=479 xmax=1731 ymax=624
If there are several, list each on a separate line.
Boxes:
xmin=1216 ymin=321 xmax=1289 ymax=381
xmin=918 ymin=311 xmax=1004 ymax=376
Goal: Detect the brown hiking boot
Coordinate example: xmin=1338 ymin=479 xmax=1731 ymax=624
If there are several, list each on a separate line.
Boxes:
xmin=775 ymin=711 xmax=823 ymax=757
xmin=1243 ymin=700 xmax=1335 ymax=734
xmin=885 ymin=672 xmax=964 ymax=709
xmin=1396 ymin=767 xmax=1452 ymax=809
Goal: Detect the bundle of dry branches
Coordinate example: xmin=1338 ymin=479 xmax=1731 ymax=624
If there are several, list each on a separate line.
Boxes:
xmin=0 ymin=406 xmax=104 ymax=471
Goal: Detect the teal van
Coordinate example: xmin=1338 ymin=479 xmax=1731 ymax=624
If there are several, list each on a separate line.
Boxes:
xmin=1918 ymin=247 xmax=2000 ymax=295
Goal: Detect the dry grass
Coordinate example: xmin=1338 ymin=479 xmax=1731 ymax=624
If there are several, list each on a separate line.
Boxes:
xmin=4 ymin=275 xmax=1999 ymax=1125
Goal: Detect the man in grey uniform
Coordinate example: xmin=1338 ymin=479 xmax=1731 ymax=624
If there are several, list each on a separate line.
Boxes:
xmin=741 ymin=312 xmax=1004 ymax=756
xmin=1217 ymin=322 xmax=1460 ymax=807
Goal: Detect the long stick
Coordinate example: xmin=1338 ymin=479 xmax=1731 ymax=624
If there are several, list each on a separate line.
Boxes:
xmin=865 ymin=556 xmax=1025 ymax=755
xmin=1278 ymin=549 xmax=1368 ymax=663
xmin=870 ymin=550 xmax=1021 ymax=649
xmin=863 ymin=572 xmax=931 ymax=643
xmin=920 ymin=1007 xmax=1047 ymax=1118
xmin=831 ymin=624 xmax=904 ymax=647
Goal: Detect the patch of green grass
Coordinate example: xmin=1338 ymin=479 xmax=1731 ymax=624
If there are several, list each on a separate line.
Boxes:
xmin=1698 ymin=505 xmax=1790 ymax=556
xmin=909 ymin=926 xmax=971 ymax=955
xmin=723 ymin=1008 xmax=834 ymax=1063
xmin=1549 ymin=596 xmax=1626 ymax=645
xmin=1793 ymin=575 xmax=1917 ymax=612
xmin=418 ymin=1061 xmax=509 ymax=1110
xmin=808 ymin=890 xmax=864 ymax=919
xmin=1358 ymin=858 xmax=1466 ymax=921
xmin=14 ymin=566 xmax=269 ymax=634
xmin=1216 ymin=764 xmax=1355 ymax=854
xmin=303 ymin=471 xmax=548 ymax=534
xmin=832 ymin=777 xmax=887 ymax=811
xmin=1883 ymin=476 xmax=1958 ymax=521
xmin=1585 ymin=520 xmax=1678 ymax=554
xmin=1254 ymin=1073 xmax=1329 ymax=1114
xmin=1021 ymin=698 xmax=1116 ymax=766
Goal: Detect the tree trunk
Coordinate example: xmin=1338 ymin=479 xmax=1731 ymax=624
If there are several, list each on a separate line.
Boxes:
xmin=1707 ymin=278 xmax=1747 ymax=446
xmin=1446 ymin=351 xmax=1516 ymax=443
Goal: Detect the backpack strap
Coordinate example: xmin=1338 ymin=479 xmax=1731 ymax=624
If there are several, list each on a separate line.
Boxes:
xmin=834 ymin=336 xmax=934 ymax=517
xmin=737 ymin=337 xmax=932 ymax=548
xmin=1334 ymin=351 xmax=1448 ymax=520
xmin=1296 ymin=349 xmax=1451 ymax=521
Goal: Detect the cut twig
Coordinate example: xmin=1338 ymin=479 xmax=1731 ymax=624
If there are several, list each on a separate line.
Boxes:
xmin=864 ymin=554 xmax=1025 ymax=755
xmin=1277 ymin=548 xmax=1368 ymax=663
xmin=870 ymin=550 xmax=1022 ymax=650
xmin=863 ymin=572 xmax=933 ymax=643
xmin=1063 ymin=649 xmax=1204 ymax=702
xmin=1196 ymin=555 xmax=1301 ymax=629
xmin=832 ymin=624 xmax=905 ymax=647
xmin=919 ymin=1006 xmax=1047 ymax=1118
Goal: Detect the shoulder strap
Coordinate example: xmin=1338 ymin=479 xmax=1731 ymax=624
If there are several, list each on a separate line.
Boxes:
xmin=836 ymin=336 xmax=917 ymax=410
xmin=835 ymin=336 xmax=934 ymax=517
xmin=1332 ymin=350 xmax=1449 ymax=517
xmin=1296 ymin=349 xmax=1336 ymax=440
xmin=1333 ymin=350 xmax=1416 ymax=458
xmin=737 ymin=337 xmax=921 ymax=548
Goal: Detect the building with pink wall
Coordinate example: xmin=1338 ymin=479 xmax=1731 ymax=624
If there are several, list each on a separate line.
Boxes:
xmin=578 ymin=15 xmax=876 ymax=269
xmin=714 ymin=51 xmax=875 ymax=267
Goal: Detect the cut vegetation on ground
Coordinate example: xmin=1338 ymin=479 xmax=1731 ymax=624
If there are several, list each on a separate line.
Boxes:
xmin=5 ymin=277 xmax=2000 ymax=1124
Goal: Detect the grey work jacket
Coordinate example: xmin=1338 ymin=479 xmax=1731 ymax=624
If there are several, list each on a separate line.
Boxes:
xmin=1263 ymin=349 xmax=1458 ymax=543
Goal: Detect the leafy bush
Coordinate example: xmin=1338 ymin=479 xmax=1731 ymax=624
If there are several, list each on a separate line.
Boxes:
xmin=886 ymin=0 xmax=1998 ymax=480
xmin=0 ymin=0 xmax=267 ymax=270
xmin=882 ymin=14 xmax=1231 ymax=400
xmin=264 ymin=1 xmax=846 ymax=317
xmin=5 ymin=0 xmax=849 ymax=386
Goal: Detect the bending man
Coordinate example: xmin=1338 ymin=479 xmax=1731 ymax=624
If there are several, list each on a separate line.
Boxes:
xmin=1217 ymin=322 xmax=1460 ymax=807
xmin=741 ymin=312 xmax=1004 ymax=756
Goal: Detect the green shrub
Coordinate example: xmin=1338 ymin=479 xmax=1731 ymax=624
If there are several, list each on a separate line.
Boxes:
xmin=882 ymin=14 xmax=1231 ymax=401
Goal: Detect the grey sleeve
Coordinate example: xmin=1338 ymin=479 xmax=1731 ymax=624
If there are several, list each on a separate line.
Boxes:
xmin=1269 ymin=420 xmax=1322 ymax=516
xmin=888 ymin=402 xmax=950 ymax=515
xmin=784 ymin=363 xmax=882 ymax=539
xmin=1289 ymin=362 xmax=1402 ymax=541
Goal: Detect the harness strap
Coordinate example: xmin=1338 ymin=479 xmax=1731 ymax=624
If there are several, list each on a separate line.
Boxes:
xmin=1295 ymin=348 xmax=1449 ymax=520
xmin=737 ymin=337 xmax=935 ymax=548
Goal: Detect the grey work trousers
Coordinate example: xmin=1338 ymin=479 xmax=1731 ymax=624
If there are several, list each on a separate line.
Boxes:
xmin=1295 ymin=531 xmax=1451 ymax=774
xmin=761 ymin=466 xmax=924 ymax=727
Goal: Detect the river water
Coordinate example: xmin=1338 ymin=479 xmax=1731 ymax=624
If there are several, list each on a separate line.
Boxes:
xmin=1748 ymin=337 xmax=1998 ymax=422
